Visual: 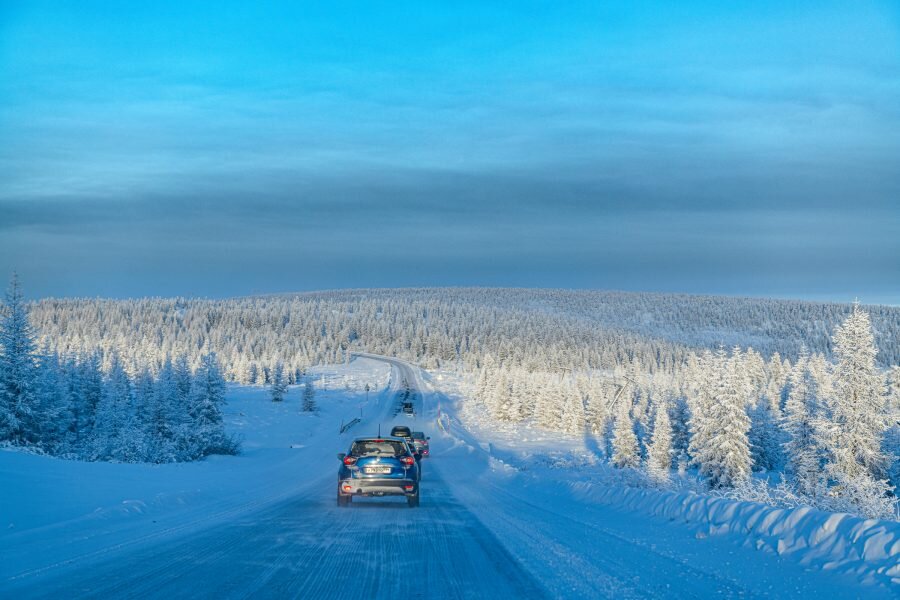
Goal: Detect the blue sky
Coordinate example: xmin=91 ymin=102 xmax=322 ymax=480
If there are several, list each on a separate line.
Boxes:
xmin=1 ymin=1 xmax=899 ymax=301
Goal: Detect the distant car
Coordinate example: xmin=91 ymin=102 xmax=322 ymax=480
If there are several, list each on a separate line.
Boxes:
xmin=402 ymin=402 xmax=414 ymax=415
xmin=389 ymin=425 xmax=423 ymax=475
xmin=402 ymin=439 xmax=423 ymax=480
xmin=337 ymin=436 xmax=420 ymax=507
xmin=411 ymin=431 xmax=430 ymax=457
xmin=390 ymin=425 xmax=412 ymax=439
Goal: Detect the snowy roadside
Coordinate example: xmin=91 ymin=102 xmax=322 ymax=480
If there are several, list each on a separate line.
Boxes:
xmin=0 ymin=359 xmax=391 ymax=582
xmin=427 ymin=369 xmax=900 ymax=590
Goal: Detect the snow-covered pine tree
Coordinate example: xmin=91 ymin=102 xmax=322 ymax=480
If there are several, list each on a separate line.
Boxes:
xmin=172 ymin=354 xmax=193 ymax=409
xmin=687 ymin=350 xmax=717 ymax=473
xmin=646 ymin=399 xmax=673 ymax=483
xmin=670 ymin=395 xmax=691 ymax=465
xmin=748 ymin=396 xmax=783 ymax=472
xmin=631 ymin=389 xmax=651 ymax=460
xmin=489 ymin=369 xmax=511 ymax=421
xmin=534 ymin=374 xmax=563 ymax=430
xmin=783 ymin=352 xmax=823 ymax=495
xmin=611 ymin=396 xmax=639 ymax=469
xmin=90 ymin=354 xmax=133 ymax=461
xmin=302 ymin=377 xmax=317 ymax=412
xmin=474 ymin=362 xmax=491 ymax=406
xmin=34 ymin=350 xmax=67 ymax=452
xmin=255 ymin=363 xmax=268 ymax=385
xmin=167 ymin=355 xmax=195 ymax=460
xmin=145 ymin=358 xmax=178 ymax=462
xmin=690 ymin=348 xmax=752 ymax=488
xmin=133 ymin=367 xmax=156 ymax=431
xmin=560 ymin=382 xmax=585 ymax=436
xmin=58 ymin=356 xmax=84 ymax=455
xmin=506 ymin=370 xmax=525 ymax=422
xmin=584 ymin=380 xmax=610 ymax=436
xmin=188 ymin=352 xmax=231 ymax=457
xmin=0 ymin=274 xmax=40 ymax=445
xmin=270 ymin=361 xmax=288 ymax=402
xmin=766 ymin=351 xmax=789 ymax=410
xmin=76 ymin=352 xmax=104 ymax=453
xmin=817 ymin=305 xmax=893 ymax=517
xmin=885 ymin=366 xmax=900 ymax=492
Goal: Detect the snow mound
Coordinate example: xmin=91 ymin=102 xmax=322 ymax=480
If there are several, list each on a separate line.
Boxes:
xmin=568 ymin=481 xmax=900 ymax=587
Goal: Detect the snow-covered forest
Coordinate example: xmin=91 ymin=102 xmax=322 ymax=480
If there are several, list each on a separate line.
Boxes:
xmin=0 ymin=277 xmax=238 ymax=463
xmin=30 ymin=289 xmax=900 ymax=379
xmin=470 ymin=308 xmax=900 ymax=520
xmin=10 ymin=285 xmax=900 ymax=517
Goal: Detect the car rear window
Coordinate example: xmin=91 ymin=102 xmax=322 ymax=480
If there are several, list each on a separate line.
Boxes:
xmin=351 ymin=440 xmax=406 ymax=457
xmin=412 ymin=432 xmax=424 ymax=439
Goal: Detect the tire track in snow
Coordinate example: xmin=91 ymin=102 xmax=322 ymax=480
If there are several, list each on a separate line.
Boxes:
xmin=14 ymin=468 xmax=546 ymax=599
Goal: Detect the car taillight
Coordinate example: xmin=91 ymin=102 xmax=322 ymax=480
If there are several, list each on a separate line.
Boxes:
xmin=401 ymin=456 xmax=414 ymax=466
xmin=343 ymin=456 xmax=357 ymax=466
xmin=422 ymin=449 xmax=429 ymax=455
xmin=342 ymin=483 xmax=353 ymax=492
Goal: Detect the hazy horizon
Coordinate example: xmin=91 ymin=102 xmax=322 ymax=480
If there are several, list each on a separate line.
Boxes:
xmin=12 ymin=280 xmax=897 ymax=308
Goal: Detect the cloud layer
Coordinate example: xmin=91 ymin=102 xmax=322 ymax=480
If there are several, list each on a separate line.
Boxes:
xmin=1 ymin=1 xmax=898 ymax=300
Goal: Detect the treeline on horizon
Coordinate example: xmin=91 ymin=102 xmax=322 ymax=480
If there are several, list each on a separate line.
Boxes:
xmin=27 ymin=288 xmax=900 ymax=385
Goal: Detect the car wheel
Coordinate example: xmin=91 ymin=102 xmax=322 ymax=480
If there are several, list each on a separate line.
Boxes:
xmin=337 ymin=491 xmax=350 ymax=507
xmin=407 ymin=491 xmax=419 ymax=508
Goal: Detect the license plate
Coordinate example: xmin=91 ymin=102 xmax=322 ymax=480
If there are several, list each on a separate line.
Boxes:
xmin=364 ymin=467 xmax=391 ymax=474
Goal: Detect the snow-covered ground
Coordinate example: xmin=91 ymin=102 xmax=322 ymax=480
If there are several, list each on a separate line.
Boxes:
xmin=2 ymin=356 xmax=897 ymax=598
xmin=1 ymin=358 xmax=391 ymax=585
xmin=430 ymin=369 xmax=900 ymax=591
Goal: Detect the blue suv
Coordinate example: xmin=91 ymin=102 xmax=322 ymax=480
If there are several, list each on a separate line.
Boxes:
xmin=337 ymin=436 xmax=421 ymax=507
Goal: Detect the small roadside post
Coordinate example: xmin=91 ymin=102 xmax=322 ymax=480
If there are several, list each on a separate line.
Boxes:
xmin=363 ymin=383 xmax=370 ymax=417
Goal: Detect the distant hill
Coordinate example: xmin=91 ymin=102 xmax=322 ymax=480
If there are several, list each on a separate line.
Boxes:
xmin=30 ymin=289 xmax=899 ymax=383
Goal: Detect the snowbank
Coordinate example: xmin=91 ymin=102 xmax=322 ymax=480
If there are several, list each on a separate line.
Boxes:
xmin=567 ymin=480 xmax=900 ymax=587
xmin=432 ymin=368 xmax=899 ymax=590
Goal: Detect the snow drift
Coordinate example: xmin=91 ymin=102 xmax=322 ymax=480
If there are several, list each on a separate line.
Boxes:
xmin=567 ymin=481 xmax=900 ymax=587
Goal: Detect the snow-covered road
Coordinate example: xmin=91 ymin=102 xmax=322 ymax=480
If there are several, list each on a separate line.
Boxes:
xmin=4 ymin=356 xmax=892 ymax=598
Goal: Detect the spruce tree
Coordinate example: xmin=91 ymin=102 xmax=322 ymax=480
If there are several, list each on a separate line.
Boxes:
xmin=884 ymin=367 xmax=900 ymax=492
xmin=783 ymin=353 xmax=823 ymax=495
xmin=90 ymin=354 xmax=134 ymax=461
xmin=302 ymin=378 xmax=317 ymax=412
xmin=490 ymin=369 xmax=511 ymax=421
xmin=748 ymin=397 xmax=782 ymax=472
xmin=611 ymin=397 xmax=639 ymax=469
xmin=818 ymin=305 xmax=893 ymax=516
xmin=189 ymin=352 xmax=229 ymax=456
xmin=687 ymin=350 xmax=718 ymax=474
xmin=560 ymin=383 xmax=586 ymax=436
xmin=148 ymin=358 xmax=178 ymax=462
xmin=670 ymin=395 xmax=691 ymax=464
xmin=35 ymin=350 xmax=67 ymax=452
xmin=690 ymin=349 xmax=752 ymax=488
xmin=646 ymin=400 xmax=673 ymax=483
xmin=270 ymin=361 xmax=288 ymax=402
xmin=0 ymin=275 xmax=40 ymax=446
xmin=77 ymin=352 xmax=104 ymax=451
xmin=824 ymin=305 xmax=889 ymax=479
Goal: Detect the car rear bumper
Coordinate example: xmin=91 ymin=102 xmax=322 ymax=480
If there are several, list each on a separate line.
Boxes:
xmin=339 ymin=478 xmax=417 ymax=497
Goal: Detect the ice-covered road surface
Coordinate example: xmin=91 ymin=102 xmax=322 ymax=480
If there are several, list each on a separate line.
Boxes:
xmin=4 ymin=355 xmax=890 ymax=599
xmin=19 ymin=461 xmax=545 ymax=598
